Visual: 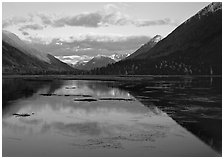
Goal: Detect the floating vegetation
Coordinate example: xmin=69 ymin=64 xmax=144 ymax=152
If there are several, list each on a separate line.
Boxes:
xmin=71 ymin=132 xmax=165 ymax=150
xmin=39 ymin=93 xmax=57 ymax=96
xmin=40 ymin=93 xmax=92 ymax=97
xmin=73 ymin=95 xmax=92 ymax=97
xmin=12 ymin=112 xmax=34 ymax=117
xmin=99 ymin=98 xmax=135 ymax=101
xmin=65 ymin=86 xmax=77 ymax=89
xmin=74 ymin=98 xmax=98 ymax=102
xmin=72 ymin=138 xmax=123 ymax=149
xmin=40 ymin=94 xmax=134 ymax=102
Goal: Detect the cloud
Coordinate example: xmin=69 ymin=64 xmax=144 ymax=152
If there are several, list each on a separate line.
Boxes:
xmin=41 ymin=11 xmax=173 ymax=28
xmin=22 ymin=31 xmax=29 ymax=36
xmin=53 ymin=13 xmax=102 ymax=27
xmin=34 ymin=4 xmax=176 ymax=28
xmin=50 ymin=10 xmax=174 ymax=28
xmin=25 ymin=36 xmax=51 ymax=44
xmin=63 ymin=34 xmax=151 ymax=51
xmin=135 ymin=18 xmax=175 ymax=27
xmin=37 ymin=13 xmax=52 ymax=25
xmin=2 ymin=16 xmax=32 ymax=28
xmin=19 ymin=24 xmax=44 ymax=31
xmin=55 ymin=55 xmax=93 ymax=65
xmin=3 ymin=4 xmax=177 ymax=29
xmin=27 ymin=34 xmax=151 ymax=56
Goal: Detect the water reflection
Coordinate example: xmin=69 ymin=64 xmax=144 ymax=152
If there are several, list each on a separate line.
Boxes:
xmin=2 ymin=78 xmax=220 ymax=157
xmin=116 ymin=76 xmax=222 ymax=153
xmin=2 ymin=79 xmax=64 ymax=117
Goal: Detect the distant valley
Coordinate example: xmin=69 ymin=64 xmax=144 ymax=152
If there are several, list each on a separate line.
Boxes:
xmin=2 ymin=2 xmax=222 ymax=75
xmin=58 ymin=53 xmax=131 ymax=70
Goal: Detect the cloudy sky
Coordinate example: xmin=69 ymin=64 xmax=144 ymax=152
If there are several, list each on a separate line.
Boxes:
xmin=3 ymin=2 xmax=210 ymax=64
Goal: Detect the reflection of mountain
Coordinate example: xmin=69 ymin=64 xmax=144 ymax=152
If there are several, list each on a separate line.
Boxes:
xmin=115 ymin=77 xmax=222 ymax=153
xmin=2 ymin=30 xmax=75 ymax=74
xmin=2 ymin=78 xmax=221 ymax=155
xmin=74 ymin=80 xmax=128 ymax=97
xmin=2 ymin=79 xmax=64 ymax=115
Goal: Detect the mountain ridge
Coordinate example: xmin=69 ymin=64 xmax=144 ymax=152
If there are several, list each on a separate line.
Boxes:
xmin=78 ymin=55 xmax=116 ymax=70
xmin=126 ymin=35 xmax=162 ymax=60
xmin=91 ymin=2 xmax=222 ymax=75
xmin=2 ymin=31 xmax=75 ymax=74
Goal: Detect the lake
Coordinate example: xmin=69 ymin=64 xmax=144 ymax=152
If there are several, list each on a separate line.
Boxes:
xmin=2 ymin=76 xmax=222 ymax=157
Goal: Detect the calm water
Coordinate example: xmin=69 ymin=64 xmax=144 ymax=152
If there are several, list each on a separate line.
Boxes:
xmin=2 ymin=77 xmax=221 ymax=157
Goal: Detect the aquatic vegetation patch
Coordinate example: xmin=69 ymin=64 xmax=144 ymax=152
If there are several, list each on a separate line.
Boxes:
xmin=71 ymin=131 xmax=165 ymax=150
xmin=65 ymin=86 xmax=77 ymax=89
xmin=99 ymin=98 xmax=135 ymax=101
xmin=74 ymin=98 xmax=98 ymax=102
xmin=40 ymin=93 xmax=92 ymax=97
xmin=12 ymin=112 xmax=34 ymax=117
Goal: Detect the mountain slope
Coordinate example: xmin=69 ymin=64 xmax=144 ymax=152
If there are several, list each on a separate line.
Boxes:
xmin=133 ymin=2 xmax=221 ymax=61
xmin=93 ymin=2 xmax=222 ymax=75
xmin=72 ymin=60 xmax=89 ymax=70
xmin=126 ymin=35 xmax=162 ymax=60
xmin=81 ymin=55 xmax=116 ymax=70
xmin=3 ymin=30 xmax=50 ymax=63
xmin=2 ymin=31 xmax=75 ymax=74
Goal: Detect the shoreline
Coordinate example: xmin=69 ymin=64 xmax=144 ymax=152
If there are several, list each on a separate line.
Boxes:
xmin=2 ymin=74 xmax=222 ymax=82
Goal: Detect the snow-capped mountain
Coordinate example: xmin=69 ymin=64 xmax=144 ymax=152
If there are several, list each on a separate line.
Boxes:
xmin=61 ymin=53 xmax=130 ymax=70
xmin=74 ymin=55 xmax=116 ymax=70
xmin=126 ymin=35 xmax=162 ymax=60
xmin=109 ymin=53 xmax=131 ymax=61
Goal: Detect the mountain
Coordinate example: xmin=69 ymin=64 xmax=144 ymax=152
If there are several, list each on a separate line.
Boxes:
xmin=3 ymin=30 xmax=50 ymax=63
xmin=66 ymin=53 xmax=128 ymax=70
xmin=92 ymin=2 xmax=222 ymax=75
xmin=71 ymin=53 xmax=129 ymax=70
xmin=80 ymin=55 xmax=116 ymax=70
xmin=71 ymin=60 xmax=89 ymax=70
xmin=126 ymin=35 xmax=162 ymax=60
xmin=109 ymin=53 xmax=131 ymax=61
xmin=2 ymin=30 xmax=75 ymax=74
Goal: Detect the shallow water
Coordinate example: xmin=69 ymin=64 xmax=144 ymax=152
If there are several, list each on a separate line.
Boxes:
xmin=2 ymin=77 xmax=221 ymax=157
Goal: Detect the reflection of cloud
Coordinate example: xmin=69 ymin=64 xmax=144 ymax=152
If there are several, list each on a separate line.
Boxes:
xmin=2 ymin=79 xmax=65 ymax=117
xmin=40 ymin=122 xmax=51 ymax=134
xmin=2 ymin=80 xmax=168 ymax=144
xmin=2 ymin=120 xmax=29 ymax=134
xmin=82 ymin=81 xmax=129 ymax=97
xmin=52 ymin=122 xmax=101 ymax=136
xmin=19 ymin=118 xmax=43 ymax=125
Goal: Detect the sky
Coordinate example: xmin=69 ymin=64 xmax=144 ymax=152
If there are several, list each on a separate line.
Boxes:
xmin=2 ymin=2 xmax=210 ymax=64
